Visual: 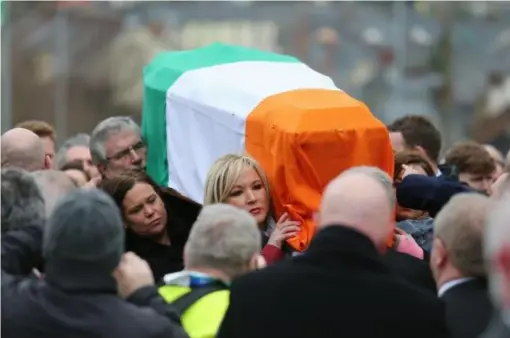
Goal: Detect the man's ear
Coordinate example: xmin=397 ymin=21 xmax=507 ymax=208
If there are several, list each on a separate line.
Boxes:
xmin=431 ymin=237 xmax=447 ymax=269
xmin=43 ymin=154 xmax=52 ymax=170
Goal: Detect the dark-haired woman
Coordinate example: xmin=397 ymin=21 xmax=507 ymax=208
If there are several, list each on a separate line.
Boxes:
xmin=99 ymin=170 xmax=201 ymax=281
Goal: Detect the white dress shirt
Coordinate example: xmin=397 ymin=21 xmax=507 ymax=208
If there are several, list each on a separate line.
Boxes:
xmin=437 ymin=277 xmax=475 ymax=297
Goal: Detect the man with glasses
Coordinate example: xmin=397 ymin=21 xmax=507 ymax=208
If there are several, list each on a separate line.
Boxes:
xmin=90 ymin=116 xmax=148 ymax=178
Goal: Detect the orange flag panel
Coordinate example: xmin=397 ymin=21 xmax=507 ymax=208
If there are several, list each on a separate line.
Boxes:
xmin=246 ymin=89 xmax=394 ymax=251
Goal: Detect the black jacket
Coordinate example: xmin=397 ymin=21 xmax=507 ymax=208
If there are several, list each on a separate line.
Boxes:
xmin=1 ymin=225 xmax=188 ymax=338
xmin=382 ymin=248 xmax=437 ymax=294
xmin=441 ymin=278 xmax=493 ymax=338
xmin=397 ymin=174 xmax=472 ymax=217
xmin=218 ymin=226 xmax=450 ymax=338
xmin=126 ymin=189 xmax=201 ymax=282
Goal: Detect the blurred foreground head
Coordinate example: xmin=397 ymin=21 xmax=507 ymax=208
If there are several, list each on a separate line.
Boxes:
xmin=319 ymin=166 xmax=394 ymax=253
xmin=43 ymin=188 xmax=125 ymax=291
xmin=485 ymin=192 xmax=510 ymax=311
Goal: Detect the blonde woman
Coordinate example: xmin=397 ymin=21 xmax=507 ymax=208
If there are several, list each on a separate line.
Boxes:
xmin=204 ymin=154 xmax=300 ymax=264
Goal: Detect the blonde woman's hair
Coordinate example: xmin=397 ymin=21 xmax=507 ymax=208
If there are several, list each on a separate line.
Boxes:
xmin=204 ymin=154 xmax=270 ymax=206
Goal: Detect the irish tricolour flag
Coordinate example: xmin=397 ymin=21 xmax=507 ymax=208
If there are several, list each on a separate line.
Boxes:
xmin=142 ymin=43 xmax=393 ymax=251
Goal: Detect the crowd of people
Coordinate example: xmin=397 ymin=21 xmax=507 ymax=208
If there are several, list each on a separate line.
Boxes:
xmin=1 ymin=114 xmax=510 ymax=338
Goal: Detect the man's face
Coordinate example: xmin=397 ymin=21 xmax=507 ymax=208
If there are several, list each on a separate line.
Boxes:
xmin=41 ymin=136 xmax=56 ymax=169
xmin=102 ymin=131 xmax=147 ymax=175
xmin=389 ymin=132 xmax=407 ymax=153
xmin=459 ymin=172 xmax=493 ymax=196
xmin=65 ymin=145 xmax=100 ymax=179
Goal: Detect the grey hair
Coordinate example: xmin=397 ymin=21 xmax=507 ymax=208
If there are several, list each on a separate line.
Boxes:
xmin=89 ymin=116 xmax=141 ymax=165
xmin=340 ymin=166 xmax=395 ymax=208
xmin=1 ymin=168 xmax=45 ymax=233
xmin=31 ymin=170 xmax=78 ymax=217
xmin=434 ymin=193 xmax=489 ymax=277
xmin=485 ymin=192 xmax=510 ymax=308
xmin=55 ymin=133 xmax=91 ymax=169
xmin=184 ymin=204 xmax=262 ymax=279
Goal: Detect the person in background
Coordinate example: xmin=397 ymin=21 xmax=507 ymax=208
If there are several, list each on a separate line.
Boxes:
xmin=55 ymin=133 xmax=100 ymax=180
xmin=431 ymin=193 xmax=493 ymax=338
xmin=481 ymin=191 xmax=510 ymax=338
xmin=393 ymin=151 xmax=436 ymax=255
xmin=204 ymin=154 xmax=300 ymax=264
xmin=31 ymin=170 xmax=78 ymax=217
xmin=160 ymin=204 xmax=265 ymax=338
xmin=90 ymin=117 xmax=147 ymax=178
xmin=484 ymin=144 xmax=505 ymax=182
xmin=60 ymin=160 xmax=91 ymax=187
xmin=1 ymin=188 xmax=188 ymax=338
xmin=16 ymin=120 xmax=57 ymax=169
xmin=217 ymin=166 xmax=449 ymax=338
xmin=444 ymin=141 xmax=496 ymax=196
xmin=387 ymin=115 xmax=442 ymax=176
xmin=1 ymin=128 xmax=51 ymax=172
xmin=389 ymin=117 xmax=474 ymax=217
xmin=99 ymin=170 xmax=201 ymax=282
xmin=394 ymin=150 xmax=435 ymax=221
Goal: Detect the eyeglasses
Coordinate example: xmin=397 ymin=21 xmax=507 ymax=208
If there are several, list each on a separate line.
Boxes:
xmin=107 ymin=141 xmax=146 ymax=162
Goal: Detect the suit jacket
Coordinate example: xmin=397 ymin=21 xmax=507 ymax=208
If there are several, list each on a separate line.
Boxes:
xmin=382 ymin=248 xmax=437 ymax=294
xmin=480 ymin=313 xmax=510 ymax=338
xmin=217 ymin=226 xmax=450 ymax=338
xmin=440 ymin=278 xmax=493 ymax=338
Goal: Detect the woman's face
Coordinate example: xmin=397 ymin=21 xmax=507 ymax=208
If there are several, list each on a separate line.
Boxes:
xmin=396 ymin=164 xmax=428 ymax=221
xmin=225 ymin=166 xmax=269 ymax=225
xmin=122 ymin=182 xmax=167 ymax=237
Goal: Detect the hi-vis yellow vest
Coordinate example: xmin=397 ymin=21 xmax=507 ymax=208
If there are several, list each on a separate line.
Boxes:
xmin=159 ymin=285 xmax=230 ymax=338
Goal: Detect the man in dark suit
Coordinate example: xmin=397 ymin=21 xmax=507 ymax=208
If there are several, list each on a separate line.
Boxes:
xmin=480 ymin=191 xmax=510 ymax=338
xmin=430 ymin=193 xmax=493 ymax=338
xmin=218 ymin=166 xmax=450 ymax=338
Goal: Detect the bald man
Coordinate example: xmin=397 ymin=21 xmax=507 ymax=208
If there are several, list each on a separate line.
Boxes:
xmin=1 ymin=128 xmax=50 ymax=172
xmin=218 ymin=167 xmax=450 ymax=338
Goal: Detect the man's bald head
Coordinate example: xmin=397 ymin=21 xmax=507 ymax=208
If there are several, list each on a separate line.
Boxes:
xmin=320 ymin=166 xmax=394 ymax=251
xmin=31 ymin=170 xmax=77 ymax=217
xmin=1 ymin=128 xmax=46 ymax=172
